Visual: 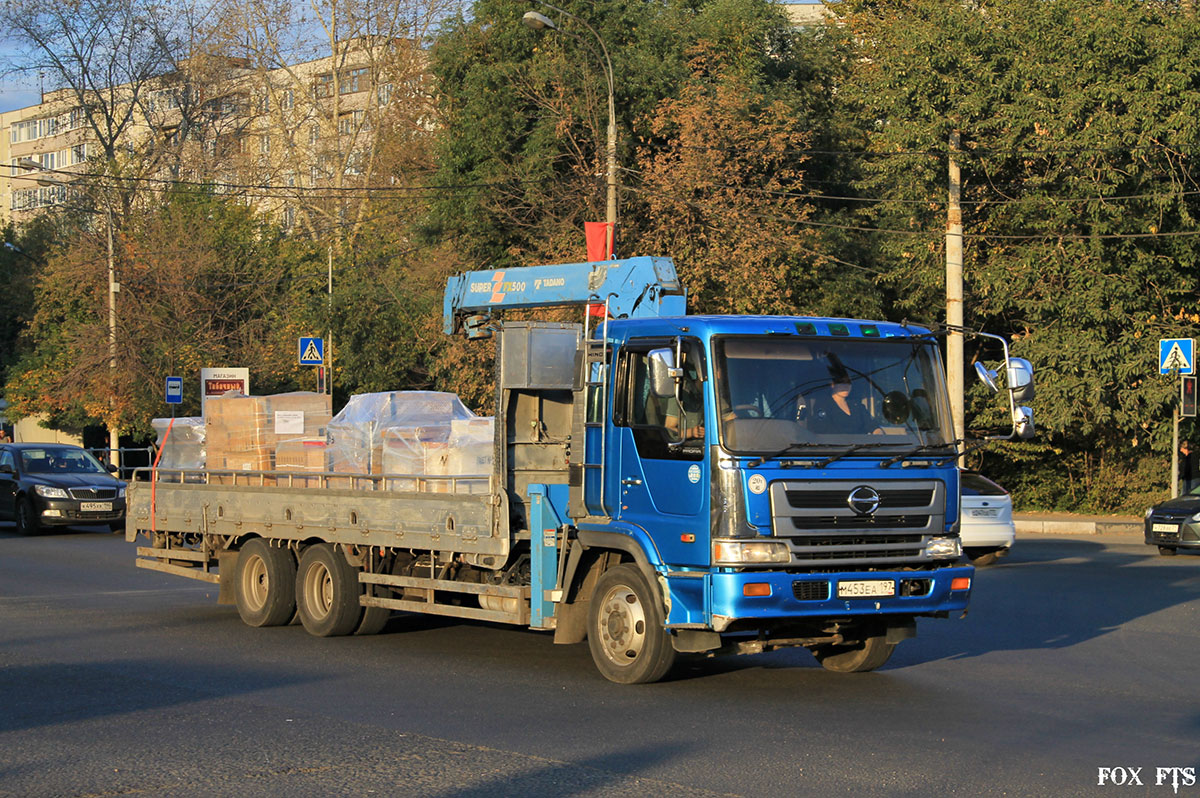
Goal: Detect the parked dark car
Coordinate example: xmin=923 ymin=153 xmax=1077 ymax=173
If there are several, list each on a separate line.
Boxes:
xmin=1144 ymin=487 xmax=1200 ymax=556
xmin=0 ymin=443 xmax=127 ymax=534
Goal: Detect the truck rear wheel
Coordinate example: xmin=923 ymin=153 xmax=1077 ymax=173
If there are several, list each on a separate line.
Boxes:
xmin=295 ymin=544 xmax=363 ymax=637
xmin=812 ymin=634 xmax=896 ymax=673
xmin=587 ymin=564 xmax=676 ymax=684
xmin=235 ymin=538 xmax=296 ymax=627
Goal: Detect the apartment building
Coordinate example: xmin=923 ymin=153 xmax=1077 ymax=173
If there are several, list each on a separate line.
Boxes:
xmin=2 ymin=39 xmax=430 ymax=230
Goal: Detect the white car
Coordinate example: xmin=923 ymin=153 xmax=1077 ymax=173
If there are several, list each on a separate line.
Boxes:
xmin=959 ymin=471 xmax=1015 ymax=565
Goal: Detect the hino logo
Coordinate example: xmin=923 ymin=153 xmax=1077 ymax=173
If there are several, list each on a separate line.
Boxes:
xmin=847 ymin=486 xmax=881 ymax=515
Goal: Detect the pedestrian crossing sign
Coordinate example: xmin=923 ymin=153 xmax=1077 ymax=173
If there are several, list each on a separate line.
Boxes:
xmin=1159 ymin=338 xmax=1195 ymax=375
xmin=299 ymin=337 xmax=324 ymax=366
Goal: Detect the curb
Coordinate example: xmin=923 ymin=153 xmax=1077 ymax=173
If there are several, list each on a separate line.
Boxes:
xmin=1014 ymin=516 xmax=1142 ymax=536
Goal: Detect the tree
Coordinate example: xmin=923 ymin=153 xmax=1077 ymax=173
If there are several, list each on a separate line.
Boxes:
xmin=628 ymin=1 xmax=882 ymax=319
xmin=831 ymin=0 xmax=1200 ymax=509
xmin=4 ymin=190 xmax=321 ymax=437
xmin=208 ymin=0 xmax=449 ymax=246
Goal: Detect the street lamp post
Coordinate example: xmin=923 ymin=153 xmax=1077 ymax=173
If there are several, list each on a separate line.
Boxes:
xmin=522 ymin=6 xmax=617 ymax=258
xmin=12 ymin=158 xmax=121 ymax=468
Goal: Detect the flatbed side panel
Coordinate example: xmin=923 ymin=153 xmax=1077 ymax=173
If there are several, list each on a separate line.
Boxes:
xmin=127 ymin=480 xmax=509 ymax=557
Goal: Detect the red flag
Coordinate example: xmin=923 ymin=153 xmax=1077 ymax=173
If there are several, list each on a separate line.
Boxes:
xmin=585 ymin=222 xmax=614 ymax=261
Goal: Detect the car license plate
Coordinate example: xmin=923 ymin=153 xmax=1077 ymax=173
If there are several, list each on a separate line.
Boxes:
xmin=970 ymin=508 xmax=1000 ymax=518
xmin=838 ymin=579 xmax=895 ymax=598
xmin=1152 ymin=522 xmax=1179 ymax=533
xmin=80 ymin=502 xmax=112 ymax=512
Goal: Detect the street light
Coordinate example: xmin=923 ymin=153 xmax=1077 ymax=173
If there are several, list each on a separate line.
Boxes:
xmin=522 ymin=5 xmax=618 ymax=258
xmin=11 ymin=159 xmax=121 ymax=469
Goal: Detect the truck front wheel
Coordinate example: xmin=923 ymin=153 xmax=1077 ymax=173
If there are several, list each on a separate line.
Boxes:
xmin=295 ymin=544 xmax=363 ymax=637
xmin=235 ymin=538 xmax=296 ymax=627
xmin=812 ymin=634 xmax=895 ymax=673
xmin=587 ymin=564 xmax=676 ymax=684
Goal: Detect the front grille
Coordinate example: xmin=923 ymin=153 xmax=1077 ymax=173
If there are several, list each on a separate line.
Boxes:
xmin=770 ymin=479 xmax=945 ymax=568
xmin=789 ymin=515 xmax=930 ymax=530
xmin=785 ymin=489 xmax=934 ymax=509
xmin=792 ymin=581 xmax=831 ymax=601
xmin=792 ymin=534 xmax=925 ymax=547
xmin=68 ymin=487 xmax=118 ymax=501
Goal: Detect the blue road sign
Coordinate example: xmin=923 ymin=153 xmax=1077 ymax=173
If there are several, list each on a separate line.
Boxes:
xmin=165 ymin=376 xmax=183 ymax=404
xmin=1160 ymin=338 xmax=1195 ymax=375
xmin=299 ymin=337 xmax=324 ymax=366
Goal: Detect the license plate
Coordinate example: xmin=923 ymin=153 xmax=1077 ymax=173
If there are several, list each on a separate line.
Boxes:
xmin=970 ymin=508 xmax=1000 ymax=518
xmin=838 ymin=579 xmax=895 ymax=598
xmin=1152 ymin=522 xmax=1179 ymax=533
xmin=80 ymin=502 xmax=112 ymax=512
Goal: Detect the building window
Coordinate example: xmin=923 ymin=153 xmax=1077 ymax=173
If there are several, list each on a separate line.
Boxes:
xmin=313 ymin=73 xmax=334 ymax=99
xmin=337 ymin=110 xmax=363 ymax=136
xmin=340 ymin=67 xmax=368 ymax=95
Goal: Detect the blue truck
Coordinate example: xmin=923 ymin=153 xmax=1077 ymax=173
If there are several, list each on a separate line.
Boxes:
xmin=127 ymin=256 xmax=1034 ymax=683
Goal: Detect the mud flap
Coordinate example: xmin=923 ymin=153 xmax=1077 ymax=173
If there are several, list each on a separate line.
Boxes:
xmin=217 ymin=550 xmax=239 ymax=605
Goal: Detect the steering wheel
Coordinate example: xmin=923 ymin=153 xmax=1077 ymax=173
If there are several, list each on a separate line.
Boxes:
xmin=731 ymin=404 xmax=762 ymax=419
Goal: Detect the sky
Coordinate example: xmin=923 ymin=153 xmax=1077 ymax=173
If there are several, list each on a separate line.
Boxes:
xmin=0 ymin=33 xmax=40 ymax=114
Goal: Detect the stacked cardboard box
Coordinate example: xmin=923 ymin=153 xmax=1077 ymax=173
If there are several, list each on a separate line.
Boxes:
xmin=275 ymin=438 xmax=328 ymax=487
xmin=206 ymin=391 xmax=332 ymax=484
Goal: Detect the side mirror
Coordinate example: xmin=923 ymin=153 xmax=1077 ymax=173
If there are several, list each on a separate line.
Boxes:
xmin=648 ymin=348 xmax=677 ymax=398
xmin=1014 ymin=406 xmax=1035 ymax=439
xmin=107 ymin=463 xmax=119 ymax=473
xmin=1008 ymin=358 xmax=1034 ymax=403
xmin=975 ymin=362 xmax=999 ymax=394
xmin=0 ymin=463 xmax=13 ymax=475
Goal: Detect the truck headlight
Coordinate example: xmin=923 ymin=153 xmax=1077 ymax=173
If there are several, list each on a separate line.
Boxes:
xmin=713 ymin=539 xmax=790 ymax=565
xmin=925 ymin=537 xmax=962 ymax=559
xmin=118 ymin=486 xmax=126 ymax=498
xmin=34 ymin=485 xmax=70 ymax=499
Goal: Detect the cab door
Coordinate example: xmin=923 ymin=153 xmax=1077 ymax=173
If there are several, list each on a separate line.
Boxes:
xmin=610 ymin=340 xmax=710 ymax=567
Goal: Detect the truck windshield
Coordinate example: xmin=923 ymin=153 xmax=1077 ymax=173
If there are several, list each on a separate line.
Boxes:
xmin=713 ymin=336 xmax=954 ymax=455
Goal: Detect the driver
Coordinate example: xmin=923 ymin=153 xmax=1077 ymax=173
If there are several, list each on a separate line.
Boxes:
xmin=810 ymin=369 xmax=880 ymax=435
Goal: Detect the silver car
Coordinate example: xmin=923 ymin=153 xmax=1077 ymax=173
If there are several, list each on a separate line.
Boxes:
xmin=960 ymin=471 xmax=1015 ymax=565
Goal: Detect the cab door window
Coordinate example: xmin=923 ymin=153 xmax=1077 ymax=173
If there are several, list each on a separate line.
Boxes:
xmin=618 ymin=342 xmax=705 ymax=461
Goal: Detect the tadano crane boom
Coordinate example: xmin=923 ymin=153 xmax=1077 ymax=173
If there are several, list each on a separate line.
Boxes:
xmin=443 ymin=256 xmax=687 ymax=337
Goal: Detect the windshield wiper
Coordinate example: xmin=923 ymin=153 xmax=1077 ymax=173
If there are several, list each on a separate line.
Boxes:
xmin=880 ymin=440 xmax=961 ymax=468
xmin=749 ymin=442 xmax=826 ymax=467
xmin=814 ymin=442 xmax=896 ymax=468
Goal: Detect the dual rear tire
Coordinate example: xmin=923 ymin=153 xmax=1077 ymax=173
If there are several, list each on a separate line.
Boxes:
xmin=234 ymin=540 xmax=389 ymax=636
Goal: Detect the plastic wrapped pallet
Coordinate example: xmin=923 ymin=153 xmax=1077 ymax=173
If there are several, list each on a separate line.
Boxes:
xmin=426 ymin=418 xmax=494 ymax=494
xmin=327 ymin=391 xmax=492 ymax=491
xmin=151 ymin=417 xmax=206 ymax=470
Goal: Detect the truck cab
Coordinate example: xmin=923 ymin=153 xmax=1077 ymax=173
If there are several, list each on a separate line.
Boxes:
xmin=546 ymin=314 xmax=972 ymax=680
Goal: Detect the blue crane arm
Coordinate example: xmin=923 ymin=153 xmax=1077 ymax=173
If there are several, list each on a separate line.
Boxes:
xmin=443 ymin=256 xmax=688 ymax=336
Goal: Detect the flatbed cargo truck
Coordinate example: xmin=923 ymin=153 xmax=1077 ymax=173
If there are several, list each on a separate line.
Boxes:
xmin=127 ymin=256 xmax=1034 ymax=683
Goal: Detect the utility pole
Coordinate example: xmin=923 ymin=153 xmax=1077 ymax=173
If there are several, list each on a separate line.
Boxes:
xmin=947 ymin=131 xmax=965 ymax=453
xmin=107 ymin=204 xmax=119 ymax=469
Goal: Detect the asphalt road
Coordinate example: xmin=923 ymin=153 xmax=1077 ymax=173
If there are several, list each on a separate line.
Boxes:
xmin=1 ymin=525 xmax=1198 ymax=798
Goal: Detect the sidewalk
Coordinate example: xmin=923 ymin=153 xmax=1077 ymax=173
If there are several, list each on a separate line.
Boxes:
xmin=1014 ymin=512 xmax=1142 ymax=536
